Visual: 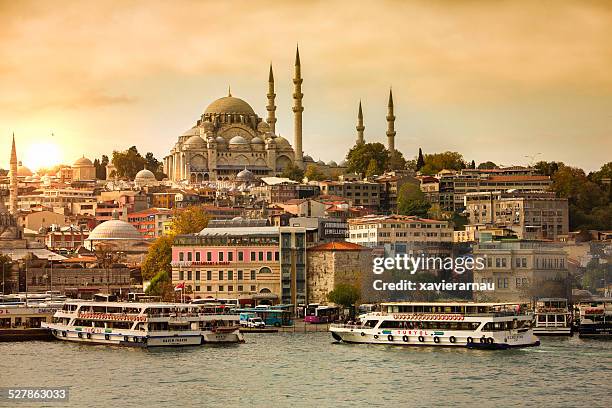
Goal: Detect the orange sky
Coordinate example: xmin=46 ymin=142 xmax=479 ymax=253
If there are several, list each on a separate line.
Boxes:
xmin=1 ymin=0 xmax=611 ymax=171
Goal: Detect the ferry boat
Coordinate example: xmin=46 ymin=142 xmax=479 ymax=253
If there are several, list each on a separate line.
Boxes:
xmin=0 ymin=304 xmax=58 ymax=341
xmin=533 ymin=298 xmax=572 ymax=336
xmin=577 ymin=298 xmax=612 ymax=338
xmin=42 ymin=301 xmax=244 ymax=347
xmin=330 ymin=302 xmax=540 ymax=349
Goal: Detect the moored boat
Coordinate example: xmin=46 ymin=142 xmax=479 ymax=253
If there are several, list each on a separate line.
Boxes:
xmin=330 ymin=302 xmax=540 ymax=349
xmin=42 ymin=301 xmax=244 ymax=347
xmin=577 ymin=298 xmax=612 ymax=339
xmin=533 ymin=298 xmax=572 ymax=336
xmin=0 ymin=304 xmax=58 ymax=341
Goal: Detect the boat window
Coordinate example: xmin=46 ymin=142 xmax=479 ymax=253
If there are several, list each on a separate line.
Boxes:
xmin=538 ymin=315 xmax=546 ymax=322
xmin=556 ymin=315 xmax=565 ymax=322
xmin=363 ymin=320 xmax=377 ymax=328
xmin=379 ymin=320 xmax=402 ymax=328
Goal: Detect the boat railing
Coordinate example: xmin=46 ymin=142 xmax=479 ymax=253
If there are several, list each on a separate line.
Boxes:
xmin=378 ymin=311 xmax=532 ymax=318
xmin=329 ymin=323 xmax=364 ymax=329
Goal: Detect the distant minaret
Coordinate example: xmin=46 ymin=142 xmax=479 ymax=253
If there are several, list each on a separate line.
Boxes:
xmin=293 ymin=45 xmax=304 ymax=168
xmin=386 ymin=88 xmax=396 ymax=153
xmin=9 ymin=133 xmax=18 ymax=214
xmin=356 ymin=100 xmax=365 ymax=145
xmin=266 ymin=63 xmax=277 ymax=134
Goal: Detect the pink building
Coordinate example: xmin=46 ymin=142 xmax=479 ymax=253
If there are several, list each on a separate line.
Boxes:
xmin=171 ymin=226 xmax=281 ymax=304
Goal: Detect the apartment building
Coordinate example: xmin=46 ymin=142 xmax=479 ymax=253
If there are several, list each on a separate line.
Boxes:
xmin=128 ymin=208 xmax=173 ymax=238
xmin=347 ymin=214 xmax=453 ymax=257
xmin=464 ymin=191 xmax=569 ymax=240
xmin=317 ymin=180 xmax=382 ymax=209
xmin=472 ymin=240 xmax=570 ymax=302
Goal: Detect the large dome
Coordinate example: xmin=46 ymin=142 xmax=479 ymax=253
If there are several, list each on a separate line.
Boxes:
xmin=74 ymin=156 xmax=93 ymax=167
xmin=184 ymin=135 xmax=206 ymax=149
xmin=204 ymin=96 xmax=256 ymax=116
xmin=88 ymin=213 xmax=142 ymax=241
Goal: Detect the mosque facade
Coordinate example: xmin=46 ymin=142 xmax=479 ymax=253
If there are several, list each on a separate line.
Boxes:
xmin=164 ymin=48 xmax=306 ymax=183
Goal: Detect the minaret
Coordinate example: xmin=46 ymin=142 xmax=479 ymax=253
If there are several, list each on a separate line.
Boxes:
xmin=292 ymin=45 xmax=304 ymax=168
xmin=9 ymin=133 xmax=18 ymax=214
xmin=356 ymin=100 xmax=365 ymax=145
xmin=386 ymin=88 xmax=396 ymax=152
xmin=266 ymin=63 xmax=277 ymax=134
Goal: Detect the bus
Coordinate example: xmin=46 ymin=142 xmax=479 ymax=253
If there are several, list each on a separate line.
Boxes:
xmin=304 ymin=304 xmax=340 ymax=324
xmin=234 ymin=307 xmax=293 ymax=327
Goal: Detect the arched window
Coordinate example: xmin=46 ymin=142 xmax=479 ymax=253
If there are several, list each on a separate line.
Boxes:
xmin=259 ymin=267 xmax=272 ymax=274
xmin=259 ymin=288 xmax=271 ymax=294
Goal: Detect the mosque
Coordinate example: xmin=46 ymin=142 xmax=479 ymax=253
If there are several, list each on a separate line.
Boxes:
xmin=163 ymin=47 xmax=304 ymax=183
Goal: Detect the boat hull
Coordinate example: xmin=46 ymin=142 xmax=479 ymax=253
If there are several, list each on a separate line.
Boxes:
xmin=533 ymin=327 xmax=572 ymax=336
xmin=43 ymin=324 xmax=243 ymax=347
xmin=330 ymin=327 xmax=540 ymax=349
xmin=0 ymin=328 xmax=54 ymax=342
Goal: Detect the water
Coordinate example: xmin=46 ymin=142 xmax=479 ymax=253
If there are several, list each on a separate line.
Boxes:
xmin=1 ymin=333 xmax=611 ymax=408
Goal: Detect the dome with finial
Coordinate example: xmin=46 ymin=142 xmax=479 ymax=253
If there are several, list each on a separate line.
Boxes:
xmin=303 ymin=155 xmax=315 ymax=163
xmin=204 ymin=91 xmax=256 ymax=116
xmin=236 ymin=167 xmax=254 ymax=182
xmin=229 ymin=135 xmax=249 ymax=145
xmin=88 ymin=210 xmax=141 ymax=241
xmin=73 ymin=156 xmax=93 ymax=167
xmin=16 ymin=162 xmax=33 ymax=177
xmin=134 ymin=168 xmax=156 ymax=183
xmin=327 ymin=160 xmax=338 ymax=167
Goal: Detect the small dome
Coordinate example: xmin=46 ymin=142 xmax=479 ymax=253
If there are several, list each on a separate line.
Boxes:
xmin=184 ymin=135 xmax=206 ymax=149
xmin=275 ymin=136 xmax=290 ymax=147
xmin=327 ymin=160 xmax=338 ymax=167
xmin=16 ymin=162 xmax=33 ymax=177
xmin=135 ymin=168 xmax=156 ymax=181
xmin=215 ymin=136 xmax=226 ymax=145
xmin=303 ymin=155 xmax=315 ymax=163
xmin=182 ymin=126 xmax=199 ymax=137
xmin=236 ymin=168 xmax=254 ymax=181
xmin=88 ymin=212 xmax=141 ymax=241
xmin=229 ymin=135 xmax=249 ymax=145
xmin=339 ymin=160 xmax=347 ymax=167
xmin=251 ymin=137 xmax=264 ymax=144
xmin=317 ymin=160 xmax=325 ymax=165
xmin=73 ymin=156 xmax=93 ymax=167
xmin=204 ymin=96 xmax=256 ymax=116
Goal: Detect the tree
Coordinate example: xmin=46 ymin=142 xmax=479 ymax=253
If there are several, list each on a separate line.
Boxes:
xmin=397 ymin=182 xmax=431 ymax=217
xmin=420 ymin=151 xmax=466 ymax=175
xmin=304 ymin=164 xmax=326 ymax=181
xmin=112 ymin=146 xmax=147 ymax=179
xmin=170 ymin=205 xmax=211 ymax=235
xmin=280 ymin=163 xmax=304 ymax=182
xmin=141 ymin=235 xmax=174 ymax=281
xmin=387 ymin=150 xmax=407 ymax=171
xmin=477 ymin=161 xmax=497 ymax=169
xmin=327 ymin=283 xmax=360 ymax=317
xmin=145 ymin=270 xmax=175 ymax=301
xmin=345 ymin=142 xmax=389 ymax=176
xmin=416 ymin=148 xmax=425 ymax=171
xmin=145 ymin=152 xmax=165 ymax=180
xmin=0 ymin=254 xmax=12 ymax=295
xmin=94 ymin=155 xmax=109 ymax=180
xmin=365 ymin=159 xmax=378 ymax=177
xmin=534 ymin=161 xmax=561 ymax=177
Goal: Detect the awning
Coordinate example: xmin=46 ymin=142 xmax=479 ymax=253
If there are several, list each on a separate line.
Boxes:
xmin=252 ymin=293 xmax=279 ymax=300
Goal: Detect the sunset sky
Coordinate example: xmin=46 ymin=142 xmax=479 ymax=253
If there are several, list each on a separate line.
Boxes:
xmin=1 ymin=0 xmax=611 ymax=172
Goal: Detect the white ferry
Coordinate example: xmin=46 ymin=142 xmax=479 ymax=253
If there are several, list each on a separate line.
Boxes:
xmin=533 ymin=298 xmax=572 ymax=336
xmin=330 ymin=302 xmax=540 ymax=349
xmin=42 ymin=301 xmax=244 ymax=347
xmin=577 ymin=298 xmax=612 ymax=338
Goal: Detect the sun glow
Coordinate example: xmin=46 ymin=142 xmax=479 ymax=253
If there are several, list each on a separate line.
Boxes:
xmin=22 ymin=142 xmax=63 ymax=171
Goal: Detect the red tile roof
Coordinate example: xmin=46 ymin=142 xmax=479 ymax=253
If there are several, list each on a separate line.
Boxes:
xmin=308 ymin=241 xmax=368 ymax=251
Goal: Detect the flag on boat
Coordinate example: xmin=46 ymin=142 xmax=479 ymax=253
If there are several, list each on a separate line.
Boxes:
xmin=174 ymin=282 xmax=185 ymax=291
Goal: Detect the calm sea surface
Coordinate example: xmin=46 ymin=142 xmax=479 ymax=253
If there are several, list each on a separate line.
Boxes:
xmin=1 ymin=333 xmax=611 ymax=408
